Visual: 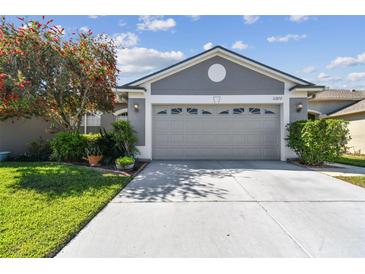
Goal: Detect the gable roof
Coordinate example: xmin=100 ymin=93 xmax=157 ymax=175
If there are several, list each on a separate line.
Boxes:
xmin=121 ymin=45 xmax=314 ymax=88
xmin=328 ymin=98 xmax=365 ymax=117
xmin=310 ymin=89 xmax=365 ymax=102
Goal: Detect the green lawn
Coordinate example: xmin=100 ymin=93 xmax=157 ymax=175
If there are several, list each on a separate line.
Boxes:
xmin=334 ymin=154 xmax=365 ymax=168
xmin=0 ymin=162 xmax=130 ymax=258
xmin=336 ymin=176 xmax=365 ymax=188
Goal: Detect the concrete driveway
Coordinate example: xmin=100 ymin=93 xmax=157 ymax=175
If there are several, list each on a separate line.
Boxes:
xmin=57 ymin=161 xmax=365 ymax=258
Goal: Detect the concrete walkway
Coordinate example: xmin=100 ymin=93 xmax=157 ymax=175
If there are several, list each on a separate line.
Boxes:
xmin=57 ymin=161 xmax=365 ymax=258
xmin=308 ymin=162 xmax=365 ymax=177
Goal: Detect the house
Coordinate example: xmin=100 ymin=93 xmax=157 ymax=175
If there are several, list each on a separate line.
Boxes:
xmin=0 ymin=46 xmax=324 ymax=160
xmin=308 ymin=89 xmax=365 ymax=154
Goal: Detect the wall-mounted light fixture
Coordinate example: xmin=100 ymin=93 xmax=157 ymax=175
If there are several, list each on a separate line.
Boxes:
xmin=133 ymin=103 xmax=140 ymax=112
xmin=296 ymin=103 xmax=304 ymax=112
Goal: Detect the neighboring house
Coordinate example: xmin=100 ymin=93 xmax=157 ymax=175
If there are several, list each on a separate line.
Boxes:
xmin=0 ymin=101 xmax=127 ymax=155
xmin=0 ymin=46 xmax=324 ymax=160
xmin=308 ymin=89 xmax=365 ymax=154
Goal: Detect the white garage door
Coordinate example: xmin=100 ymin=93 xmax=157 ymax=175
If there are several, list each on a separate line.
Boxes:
xmin=152 ymin=104 xmax=281 ymax=160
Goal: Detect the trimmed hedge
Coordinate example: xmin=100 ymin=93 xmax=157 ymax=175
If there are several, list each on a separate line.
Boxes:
xmin=287 ymin=119 xmax=350 ymax=165
xmin=50 ymin=132 xmax=87 ymax=162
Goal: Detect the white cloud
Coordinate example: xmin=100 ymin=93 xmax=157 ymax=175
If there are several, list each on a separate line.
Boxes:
xmin=117 ymin=47 xmax=184 ymax=77
xmin=289 ymin=16 xmax=309 ymax=23
xmin=243 ymin=15 xmax=260 ymax=25
xmin=232 ymin=41 xmax=248 ymax=50
xmin=267 ymin=34 xmax=306 ymax=43
xmin=79 ymin=26 xmax=90 ymax=33
xmin=327 ymin=53 xmax=365 ymax=69
xmin=347 ymin=72 xmax=365 ymax=82
xmin=317 ymin=72 xmax=341 ymax=82
xmin=189 ymin=16 xmax=200 ymax=21
xmin=302 ymin=66 xmax=316 ymax=74
xmin=203 ymin=42 xmax=214 ymax=50
xmin=113 ymin=32 xmax=138 ymax=48
xmin=137 ymin=16 xmax=176 ymax=31
xmin=118 ymin=19 xmax=127 ymax=27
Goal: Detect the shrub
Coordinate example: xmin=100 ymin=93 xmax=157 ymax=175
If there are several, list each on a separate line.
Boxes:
xmin=26 ymin=138 xmax=51 ymax=161
xmin=50 ymin=132 xmax=87 ymax=162
xmin=287 ymin=119 xmax=350 ymax=165
xmin=84 ymin=133 xmax=102 ymax=157
xmin=115 ymin=156 xmax=135 ymax=170
xmin=111 ymin=120 xmax=139 ymax=157
xmin=98 ymin=128 xmax=121 ymax=164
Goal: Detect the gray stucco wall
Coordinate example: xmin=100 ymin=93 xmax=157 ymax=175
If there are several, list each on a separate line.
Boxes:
xmin=128 ymin=98 xmax=145 ymax=146
xmin=290 ymin=98 xmax=308 ymax=123
xmin=0 ymin=118 xmax=54 ymax=156
xmin=1 ymin=104 xmax=126 ymax=156
xmin=308 ymin=100 xmax=355 ymax=115
xmin=151 ymin=56 xmax=285 ymax=95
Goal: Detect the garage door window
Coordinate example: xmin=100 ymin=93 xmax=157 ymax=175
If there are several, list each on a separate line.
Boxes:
xmin=249 ymin=107 xmax=261 ymax=114
xmin=264 ymin=109 xmax=275 ymax=114
xmin=171 ymin=108 xmax=182 ymax=114
xmin=187 ymin=108 xmax=198 ymax=114
xmin=202 ymin=110 xmax=212 ymax=115
xmin=157 ymin=109 xmax=167 ymax=115
xmin=233 ymin=108 xmax=245 ymax=114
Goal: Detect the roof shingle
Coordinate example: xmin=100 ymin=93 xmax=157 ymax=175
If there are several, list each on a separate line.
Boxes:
xmin=329 ymin=99 xmax=365 ymax=117
xmin=310 ymin=89 xmax=365 ymax=101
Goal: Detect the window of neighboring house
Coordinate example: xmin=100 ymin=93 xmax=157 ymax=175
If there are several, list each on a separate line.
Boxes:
xmin=116 ymin=112 xmax=128 ymax=121
xmin=81 ymin=113 xmax=102 ymax=127
xmin=171 ymin=108 xmax=183 ymax=114
xmin=249 ymin=108 xmax=261 ymax=114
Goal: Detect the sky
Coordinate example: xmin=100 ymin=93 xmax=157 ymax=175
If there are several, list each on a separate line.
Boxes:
xmin=4 ymin=15 xmax=365 ymax=88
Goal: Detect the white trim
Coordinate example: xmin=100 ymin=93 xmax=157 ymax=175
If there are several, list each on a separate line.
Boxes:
xmin=116 ymin=88 xmax=145 ymax=93
xmin=282 ymin=83 xmax=293 ymax=160
xmin=307 ymin=109 xmax=322 ymax=115
xmin=140 ymin=92 xmax=292 ymax=161
xmin=149 ymin=95 xmax=284 ymax=104
xmin=130 ymin=47 xmax=309 ymax=87
xmin=113 ymin=108 xmax=128 ymax=116
xmin=145 ymin=83 xmax=153 ymax=160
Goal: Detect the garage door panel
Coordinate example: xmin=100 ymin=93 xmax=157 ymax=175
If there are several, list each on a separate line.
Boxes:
xmin=152 ymin=104 xmax=280 ymax=160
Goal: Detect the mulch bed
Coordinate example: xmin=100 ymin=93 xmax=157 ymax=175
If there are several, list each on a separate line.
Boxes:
xmin=72 ymin=160 xmax=149 ymax=177
xmin=287 ymin=159 xmax=334 ymax=169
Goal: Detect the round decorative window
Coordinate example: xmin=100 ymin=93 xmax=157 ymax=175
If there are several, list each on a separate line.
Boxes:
xmin=208 ymin=64 xmax=226 ymax=82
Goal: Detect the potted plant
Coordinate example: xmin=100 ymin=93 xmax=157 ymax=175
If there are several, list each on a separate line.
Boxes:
xmin=115 ymin=156 xmax=135 ymax=170
xmin=85 ymin=145 xmax=103 ymax=167
xmin=0 ymin=151 xmax=10 ymax=162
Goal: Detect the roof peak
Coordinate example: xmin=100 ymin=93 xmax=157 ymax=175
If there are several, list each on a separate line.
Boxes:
xmin=122 ymin=45 xmax=313 ymax=87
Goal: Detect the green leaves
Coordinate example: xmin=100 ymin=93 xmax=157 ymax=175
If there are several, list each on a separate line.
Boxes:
xmin=287 ymin=119 xmax=351 ymax=165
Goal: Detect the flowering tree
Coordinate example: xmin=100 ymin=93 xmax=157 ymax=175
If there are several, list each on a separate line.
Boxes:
xmin=0 ymin=16 xmax=118 ymax=131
